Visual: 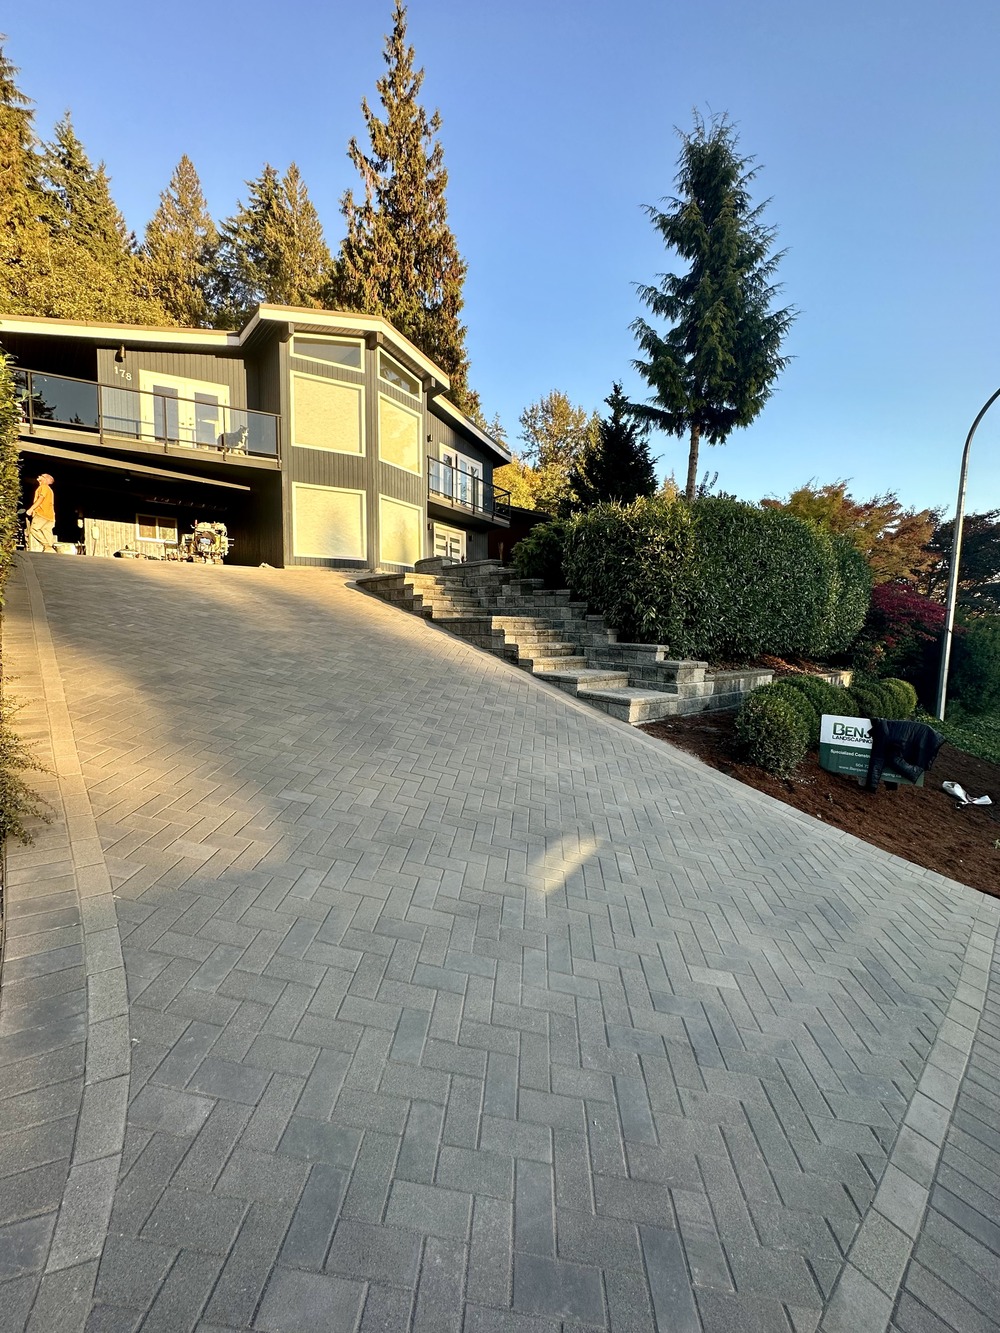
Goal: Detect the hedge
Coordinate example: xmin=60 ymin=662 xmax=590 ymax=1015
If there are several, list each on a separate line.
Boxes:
xmin=562 ymin=496 xmax=694 ymax=645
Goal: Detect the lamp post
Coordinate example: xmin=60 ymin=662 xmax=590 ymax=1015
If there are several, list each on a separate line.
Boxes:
xmin=935 ymin=386 xmax=1000 ymax=720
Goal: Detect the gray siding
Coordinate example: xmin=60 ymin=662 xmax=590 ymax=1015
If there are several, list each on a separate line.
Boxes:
xmin=96 ymin=348 xmax=248 ymax=406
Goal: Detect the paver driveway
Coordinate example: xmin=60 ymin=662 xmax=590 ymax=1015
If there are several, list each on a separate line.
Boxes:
xmin=1 ymin=554 xmax=999 ymax=1333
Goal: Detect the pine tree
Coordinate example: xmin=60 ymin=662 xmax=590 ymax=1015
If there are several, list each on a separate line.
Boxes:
xmin=0 ymin=37 xmax=51 ymax=314
xmin=0 ymin=38 xmax=37 ymax=239
xmin=212 ymin=163 xmax=330 ymax=326
xmin=143 ymin=155 xmax=217 ymax=326
xmin=39 ymin=114 xmax=134 ymax=263
xmin=570 ymin=383 xmax=658 ymax=508
xmin=631 ymin=112 xmax=795 ymax=501
xmin=329 ymin=1 xmax=477 ymax=415
xmin=32 ymin=112 xmax=165 ymax=323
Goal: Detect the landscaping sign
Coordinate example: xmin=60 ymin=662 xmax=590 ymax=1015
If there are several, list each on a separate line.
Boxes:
xmin=818 ymin=715 xmax=922 ymax=786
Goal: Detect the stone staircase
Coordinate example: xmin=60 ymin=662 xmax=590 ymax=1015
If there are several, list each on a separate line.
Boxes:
xmin=355 ymin=558 xmax=774 ymax=725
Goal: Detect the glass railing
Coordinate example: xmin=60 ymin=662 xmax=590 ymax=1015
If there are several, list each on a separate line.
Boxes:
xmin=12 ymin=368 xmax=279 ymax=459
xmin=429 ymin=458 xmax=511 ymax=520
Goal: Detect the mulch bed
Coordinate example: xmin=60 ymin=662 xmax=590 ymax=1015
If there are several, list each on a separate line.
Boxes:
xmin=641 ymin=711 xmax=1000 ymax=899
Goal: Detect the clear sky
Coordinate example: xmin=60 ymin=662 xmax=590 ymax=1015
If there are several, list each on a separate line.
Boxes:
xmin=9 ymin=0 xmax=1000 ymax=516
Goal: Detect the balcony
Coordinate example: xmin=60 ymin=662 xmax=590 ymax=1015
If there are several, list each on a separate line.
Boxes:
xmin=428 ymin=458 xmax=510 ymax=525
xmin=12 ymin=369 xmax=280 ymax=460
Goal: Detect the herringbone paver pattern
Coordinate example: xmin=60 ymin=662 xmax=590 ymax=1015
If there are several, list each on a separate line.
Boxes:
xmin=1 ymin=554 xmax=998 ymax=1333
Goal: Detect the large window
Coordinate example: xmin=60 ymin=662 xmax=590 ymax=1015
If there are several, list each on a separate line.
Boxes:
xmin=292 ymin=484 xmax=366 ymax=560
xmin=379 ymin=496 xmax=423 ymax=568
xmin=378 ymin=351 xmax=420 ymax=399
xmin=291 ymin=336 xmax=363 ymax=370
xmin=378 ymin=394 xmax=422 ymax=474
xmin=292 ymin=373 xmax=364 ymax=454
xmin=137 ymin=370 xmax=229 ymax=447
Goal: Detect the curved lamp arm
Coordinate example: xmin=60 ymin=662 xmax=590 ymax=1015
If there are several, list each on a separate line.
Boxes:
xmin=935 ymin=385 xmax=1000 ymax=720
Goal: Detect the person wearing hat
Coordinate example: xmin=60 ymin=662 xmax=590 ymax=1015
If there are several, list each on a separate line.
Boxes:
xmin=26 ymin=473 xmax=56 ymax=552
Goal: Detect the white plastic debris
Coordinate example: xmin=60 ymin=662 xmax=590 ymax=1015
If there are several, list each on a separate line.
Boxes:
xmin=943 ymin=780 xmax=993 ymax=807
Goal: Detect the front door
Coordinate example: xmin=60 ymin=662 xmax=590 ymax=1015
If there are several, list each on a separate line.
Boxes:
xmin=433 ymin=523 xmax=466 ymax=562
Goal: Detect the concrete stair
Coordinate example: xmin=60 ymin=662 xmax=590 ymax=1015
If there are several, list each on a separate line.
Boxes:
xmin=355 ymin=558 xmax=775 ymax=725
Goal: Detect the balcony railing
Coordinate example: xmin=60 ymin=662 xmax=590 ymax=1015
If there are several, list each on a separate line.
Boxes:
xmin=429 ymin=458 xmax=511 ymax=521
xmin=12 ymin=368 xmax=279 ymax=459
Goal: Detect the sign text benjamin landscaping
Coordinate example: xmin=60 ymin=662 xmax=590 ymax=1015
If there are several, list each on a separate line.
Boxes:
xmin=818 ymin=715 xmax=922 ymax=786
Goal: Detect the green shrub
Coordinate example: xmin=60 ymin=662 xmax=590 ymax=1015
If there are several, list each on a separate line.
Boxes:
xmin=563 ymin=496 xmax=694 ymax=645
xmin=883 ymin=677 xmax=918 ymax=717
xmin=511 ymin=519 xmax=570 ymax=588
xmin=826 ymin=535 xmax=874 ymax=656
xmin=949 ymin=615 xmax=1000 ymax=715
xmin=757 ymin=681 xmax=821 ymax=745
xmin=733 ymin=689 xmax=810 ymax=777
xmin=0 ymin=696 xmax=49 ymax=845
xmin=781 ymin=674 xmax=847 ymax=718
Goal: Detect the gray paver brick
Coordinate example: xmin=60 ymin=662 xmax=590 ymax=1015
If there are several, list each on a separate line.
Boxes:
xmin=8 ymin=557 xmax=1000 ymax=1333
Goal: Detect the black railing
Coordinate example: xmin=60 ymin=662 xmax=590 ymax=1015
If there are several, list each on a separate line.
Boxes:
xmin=12 ymin=368 xmax=280 ymax=459
xmin=428 ymin=458 xmax=511 ymax=520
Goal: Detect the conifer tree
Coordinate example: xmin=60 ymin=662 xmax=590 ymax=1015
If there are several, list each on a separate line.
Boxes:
xmin=570 ymin=383 xmax=658 ymax=508
xmin=329 ymin=2 xmax=477 ymax=415
xmin=212 ymin=163 xmax=330 ymax=326
xmin=143 ymin=155 xmax=218 ymax=326
xmin=39 ymin=114 xmax=134 ymax=264
xmin=0 ymin=38 xmax=50 ymax=314
xmin=631 ymin=112 xmax=795 ymax=501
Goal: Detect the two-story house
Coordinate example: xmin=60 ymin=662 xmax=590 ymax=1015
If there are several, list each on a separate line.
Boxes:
xmin=1 ymin=305 xmax=511 ymax=567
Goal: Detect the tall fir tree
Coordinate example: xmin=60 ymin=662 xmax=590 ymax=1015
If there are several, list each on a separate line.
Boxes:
xmin=142 ymin=155 xmax=218 ymax=326
xmin=0 ymin=38 xmax=52 ymax=315
xmin=569 ymin=383 xmax=658 ymax=508
xmin=211 ymin=163 xmax=330 ymax=326
xmin=631 ymin=112 xmax=795 ymax=500
xmin=31 ymin=112 xmax=165 ymax=322
xmin=329 ymin=2 xmax=477 ymax=415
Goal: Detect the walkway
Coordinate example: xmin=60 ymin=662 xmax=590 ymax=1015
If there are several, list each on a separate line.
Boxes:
xmin=0 ymin=554 xmax=998 ymax=1333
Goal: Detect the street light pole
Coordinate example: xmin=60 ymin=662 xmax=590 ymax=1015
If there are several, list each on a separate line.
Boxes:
xmin=935 ymin=385 xmax=1000 ymax=720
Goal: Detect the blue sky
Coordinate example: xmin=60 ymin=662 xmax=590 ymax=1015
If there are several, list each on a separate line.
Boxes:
xmin=10 ymin=0 xmax=1000 ymax=516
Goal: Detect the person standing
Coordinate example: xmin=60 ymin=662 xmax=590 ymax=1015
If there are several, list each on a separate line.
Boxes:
xmin=26 ymin=472 xmax=56 ymax=552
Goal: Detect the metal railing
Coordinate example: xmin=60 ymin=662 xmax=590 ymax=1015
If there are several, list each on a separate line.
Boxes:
xmin=12 ymin=368 xmax=280 ymax=459
xmin=428 ymin=458 xmax=511 ymax=521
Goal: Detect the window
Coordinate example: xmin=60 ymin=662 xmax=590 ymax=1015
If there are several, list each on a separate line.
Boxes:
xmin=379 ymin=496 xmax=423 ymax=567
xmin=292 ymin=373 xmax=364 ymax=454
xmin=378 ymin=394 xmax=421 ymax=474
xmin=292 ymin=484 xmax=366 ymax=560
xmin=378 ymin=351 xmax=420 ymax=399
xmin=136 ymin=514 xmax=178 ymax=544
xmin=138 ymin=370 xmax=230 ymax=448
xmin=291 ymin=337 xmax=363 ymax=370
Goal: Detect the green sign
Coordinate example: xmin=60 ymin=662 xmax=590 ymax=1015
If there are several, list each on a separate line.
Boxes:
xmin=818 ymin=715 xmax=923 ymax=786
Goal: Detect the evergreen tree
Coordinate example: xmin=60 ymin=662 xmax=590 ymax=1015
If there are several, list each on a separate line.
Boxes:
xmin=0 ymin=38 xmax=38 ymax=240
xmin=143 ymin=155 xmax=218 ymax=326
xmin=329 ymin=2 xmax=477 ymax=415
xmin=631 ymin=112 xmax=795 ymax=501
xmin=212 ymin=163 xmax=330 ymax=326
xmin=569 ymin=383 xmax=658 ymax=508
xmin=39 ymin=114 xmax=134 ymax=263
xmin=0 ymin=38 xmax=50 ymax=314
xmin=32 ymin=112 xmax=165 ymax=322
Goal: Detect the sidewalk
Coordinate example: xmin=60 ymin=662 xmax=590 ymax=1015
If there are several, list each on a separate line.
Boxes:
xmin=0 ymin=553 xmax=998 ymax=1333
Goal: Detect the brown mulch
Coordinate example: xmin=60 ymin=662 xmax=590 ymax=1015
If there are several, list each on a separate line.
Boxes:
xmin=641 ymin=711 xmax=1000 ymax=898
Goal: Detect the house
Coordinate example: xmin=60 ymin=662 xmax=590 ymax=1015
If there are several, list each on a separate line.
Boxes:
xmin=1 ymin=306 xmax=511 ymax=568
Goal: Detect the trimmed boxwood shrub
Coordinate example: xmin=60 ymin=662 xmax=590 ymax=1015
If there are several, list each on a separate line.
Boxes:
xmin=755 ymin=681 xmax=822 ymax=745
xmin=733 ymin=690 xmax=810 ymax=777
xmin=780 ymin=674 xmax=847 ymax=718
xmin=562 ymin=496 xmax=694 ymax=645
xmin=511 ymin=519 xmax=569 ymax=588
xmin=883 ymin=677 xmax=917 ymax=717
